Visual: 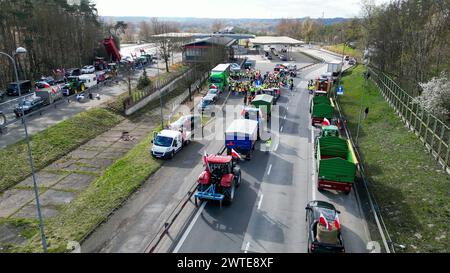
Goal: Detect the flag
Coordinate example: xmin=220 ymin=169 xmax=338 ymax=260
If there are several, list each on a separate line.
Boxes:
xmin=334 ymin=215 xmax=341 ymax=230
xmin=322 ymin=118 xmax=331 ymax=126
xmin=231 ymin=149 xmax=242 ymax=160
xmin=203 ymin=151 xmax=210 ymax=172
xmin=319 ymin=213 xmax=328 ymax=228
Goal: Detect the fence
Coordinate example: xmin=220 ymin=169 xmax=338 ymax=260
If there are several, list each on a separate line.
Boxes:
xmin=369 ymin=67 xmax=450 ymax=173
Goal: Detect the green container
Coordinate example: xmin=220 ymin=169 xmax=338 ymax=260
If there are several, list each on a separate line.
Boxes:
xmin=317 ymin=136 xmax=357 ymax=183
xmin=312 ymin=96 xmax=331 ymax=106
xmin=312 ymin=103 xmax=334 ymax=119
xmin=251 ymin=94 xmax=274 ymax=115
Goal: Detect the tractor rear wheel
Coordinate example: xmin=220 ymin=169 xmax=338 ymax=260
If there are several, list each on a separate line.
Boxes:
xmin=223 ymin=182 xmax=235 ymax=206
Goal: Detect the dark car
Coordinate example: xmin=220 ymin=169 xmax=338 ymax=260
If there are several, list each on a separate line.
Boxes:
xmin=6 ymin=80 xmax=32 ymax=96
xmin=279 ymin=55 xmax=288 ymax=61
xmin=37 ymin=76 xmax=55 ymax=86
xmin=305 ymin=200 xmax=345 ymax=253
xmin=14 ymin=96 xmax=44 ymax=117
xmin=0 ymin=90 xmax=5 ymax=101
xmin=65 ymin=68 xmax=81 ymax=78
xmin=348 ymin=59 xmax=356 ymax=65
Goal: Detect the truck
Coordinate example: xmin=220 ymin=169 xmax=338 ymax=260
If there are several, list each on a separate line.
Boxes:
xmin=225 ymin=119 xmax=258 ymax=160
xmin=250 ymin=94 xmax=274 ymax=118
xmin=151 ymin=129 xmax=191 ymax=159
xmin=315 ymin=77 xmax=332 ymax=96
xmin=316 ymin=136 xmax=358 ymax=194
xmin=35 ymin=83 xmax=63 ymax=105
xmin=310 ymin=96 xmax=335 ymax=126
xmin=327 ymin=61 xmax=343 ymax=82
xmin=209 ymin=64 xmax=231 ymax=92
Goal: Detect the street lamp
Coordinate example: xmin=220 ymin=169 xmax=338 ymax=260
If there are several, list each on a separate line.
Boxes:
xmin=0 ymin=47 xmax=48 ymax=253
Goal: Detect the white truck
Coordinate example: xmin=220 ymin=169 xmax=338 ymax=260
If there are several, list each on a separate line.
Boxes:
xmin=327 ymin=61 xmax=343 ymax=82
xmin=151 ymin=115 xmax=199 ymax=159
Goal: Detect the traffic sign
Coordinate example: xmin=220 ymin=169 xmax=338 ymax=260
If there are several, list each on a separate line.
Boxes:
xmin=337 ymin=86 xmax=344 ymax=95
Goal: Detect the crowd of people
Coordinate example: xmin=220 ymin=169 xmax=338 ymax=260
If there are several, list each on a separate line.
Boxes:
xmin=230 ymin=68 xmax=295 ymax=104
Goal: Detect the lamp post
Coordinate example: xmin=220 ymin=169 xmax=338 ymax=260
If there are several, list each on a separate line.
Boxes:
xmin=0 ymin=47 xmax=48 ymax=252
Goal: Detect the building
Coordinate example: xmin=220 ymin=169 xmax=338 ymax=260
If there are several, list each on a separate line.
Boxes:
xmin=182 ymin=37 xmax=237 ymax=64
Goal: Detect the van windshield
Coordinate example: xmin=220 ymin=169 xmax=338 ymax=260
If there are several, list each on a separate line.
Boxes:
xmin=154 ymin=135 xmax=173 ymax=147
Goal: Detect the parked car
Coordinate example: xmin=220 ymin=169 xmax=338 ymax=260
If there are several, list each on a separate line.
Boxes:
xmin=229 ymin=63 xmax=241 ymax=72
xmin=81 ymin=65 xmax=95 ymax=74
xmin=348 ymin=59 xmax=356 ymax=65
xmin=0 ymin=90 xmax=5 ymax=101
xmin=65 ymin=68 xmax=81 ymax=78
xmin=37 ymin=76 xmax=55 ymax=86
xmin=197 ymin=95 xmax=216 ymax=113
xmin=305 ymin=200 xmax=345 ymax=253
xmin=14 ymin=96 xmax=44 ymax=117
xmin=344 ymin=55 xmax=350 ymax=61
xmin=279 ymin=55 xmax=288 ymax=61
xmin=207 ymin=89 xmax=220 ymax=100
xmin=6 ymin=80 xmax=32 ymax=96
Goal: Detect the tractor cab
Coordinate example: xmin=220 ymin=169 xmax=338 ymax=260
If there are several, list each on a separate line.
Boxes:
xmin=321 ymin=125 xmax=339 ymax=138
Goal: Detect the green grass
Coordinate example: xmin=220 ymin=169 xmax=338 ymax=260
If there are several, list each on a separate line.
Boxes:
xmin=325 ymin=44 xmax=362 ymax=59
xmin=0 ymin=108 xmax=124 ymax=193
xmin=22 ymin=124 xmax=164 ymax=252
xmin=339 ymin=65 xmax=450 ymax=253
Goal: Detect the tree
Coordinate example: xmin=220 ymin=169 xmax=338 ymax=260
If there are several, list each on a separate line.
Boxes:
xmin=150 ymin=18 xmax=179 ymax=73
xmin=211 ymin=20 xmax=225 ymax=33
xmin=413 ymin=73 xmax=450 ymax=120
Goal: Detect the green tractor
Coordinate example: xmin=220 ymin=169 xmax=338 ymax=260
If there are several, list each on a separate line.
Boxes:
xmin=63 ymin=76 xmax=86 ymax=96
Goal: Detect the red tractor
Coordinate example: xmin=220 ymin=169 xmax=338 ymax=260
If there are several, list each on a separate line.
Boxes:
xmin=195 ymin=154 xmax=242 ymax=206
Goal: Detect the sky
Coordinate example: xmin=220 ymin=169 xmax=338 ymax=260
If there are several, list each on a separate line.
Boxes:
xmin=91 ymin=0 xmax=391 ymax=19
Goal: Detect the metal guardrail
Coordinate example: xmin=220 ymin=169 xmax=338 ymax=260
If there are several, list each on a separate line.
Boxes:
xmin=369 ymin=67 xmax=450 ymax=173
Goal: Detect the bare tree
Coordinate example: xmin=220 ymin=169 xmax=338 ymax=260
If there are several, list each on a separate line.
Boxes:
xmin=151 ymin=18 xmax=179 ymax=73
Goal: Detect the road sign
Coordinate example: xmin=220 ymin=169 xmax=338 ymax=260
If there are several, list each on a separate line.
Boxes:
xmin=337 ymin=86 xmax=344 ymax=95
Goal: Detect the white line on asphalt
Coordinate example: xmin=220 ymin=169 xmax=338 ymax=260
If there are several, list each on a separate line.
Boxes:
xmin=267 ymin=164 xmax=272 ymax=175
xmin=311 ymin=125 xmax=316 ymax=201
xmin=281 ymin=126 xmax=284 ymax=132
xmin=284 ymin=114 xmax=287 ymax=120
xmin=244 ymin=242 xmax=250 ymax=253
xmin=257 ymin=194 xmax=264 ymax=210
xmin=173 ymin=201 xmax=207 ymax=253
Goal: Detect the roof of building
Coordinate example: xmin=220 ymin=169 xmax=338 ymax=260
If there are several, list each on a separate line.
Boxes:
xmin=249 ymin=36 xmax=305 ymax=45
xmin=183 ymin=36 xmax=237 ymax=47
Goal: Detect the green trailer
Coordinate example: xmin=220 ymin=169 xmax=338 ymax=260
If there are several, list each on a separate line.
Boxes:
xmin=251 ymin=94 xmax=274 ymax=117
xmin=310 ymin=97 xmax=335 ymax=126
xmin=316 ymin=136 xmax=358 ymax=194
xmin=209 ymin=64 xmax=231 ymax=92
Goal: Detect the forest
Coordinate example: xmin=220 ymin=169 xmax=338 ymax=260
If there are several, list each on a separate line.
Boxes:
xmin=0 ymin=0 xmax=112 ymax=88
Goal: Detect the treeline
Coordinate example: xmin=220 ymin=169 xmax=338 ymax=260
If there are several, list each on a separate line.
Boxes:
xmin=362 ymin=0 xmax=449 ymax=96
xmin=0 ymin=0 xmax=110 ymax=88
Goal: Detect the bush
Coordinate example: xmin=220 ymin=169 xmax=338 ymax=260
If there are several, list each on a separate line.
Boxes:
xmin=137 ymin=69 xmax=152 ymax=90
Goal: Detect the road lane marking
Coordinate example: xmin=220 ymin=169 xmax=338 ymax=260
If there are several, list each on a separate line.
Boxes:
xmin=257 ymin=194 xmax=264 ymax=210
xmin=281 ymin=126 xmax=284 ymax=132
xmin=267 ymin=164 xmax=272 ymax=175
xmin=244 ymin=242 xmax=250 ymax=253
xmin=173 ymin=201 xmax=207 ymax=253
xmin=284 ymin=114 xmax=287 ymax=120
xmin=311 ymin=126 xmax=316 ymax=201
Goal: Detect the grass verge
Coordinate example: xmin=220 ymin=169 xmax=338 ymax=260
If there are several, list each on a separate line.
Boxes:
xmin=324 ymin=44 xmax=362 ymax=58
xmin=0 ymin=108 xmax=124 ymax=193
xmin=339 ymin=65 xmax=450 ymax=253
xmin=23 ymin=123 xmax=164 ymax=252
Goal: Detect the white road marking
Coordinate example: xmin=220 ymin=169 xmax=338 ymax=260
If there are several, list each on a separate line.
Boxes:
xmin=257 ymin=194 xmax=264 ymax=210
xmin=281 ymin=126 xmax=284 ymax=132
xmin=284 ymin=114 xmax=287 ymax=120
xmin=267 ymin=164 xmax=272 ymax=175
xmin=311 ymin=126 xmax=316 ymax=201
xmin=244 ymin=242 xmax=250 ymax=253
xmin=173 ymin=201 xmax=207 ymax=253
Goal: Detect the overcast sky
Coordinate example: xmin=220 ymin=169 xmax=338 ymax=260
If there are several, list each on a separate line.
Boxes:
xmin=92 ymin=0 xmax=391 ymax=19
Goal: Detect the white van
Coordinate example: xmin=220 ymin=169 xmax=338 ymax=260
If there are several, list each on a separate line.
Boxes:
xmin=151 ymin=130 xmax=184 ymax=159
xmin=78 ymin=74 xmax=97 ymax=89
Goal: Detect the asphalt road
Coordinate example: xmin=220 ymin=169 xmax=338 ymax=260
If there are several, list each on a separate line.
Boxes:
xmin=174 ymin=53 xmax=371 ymax=253
xmin=81 ymin=50 xmax=370 ymax=253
